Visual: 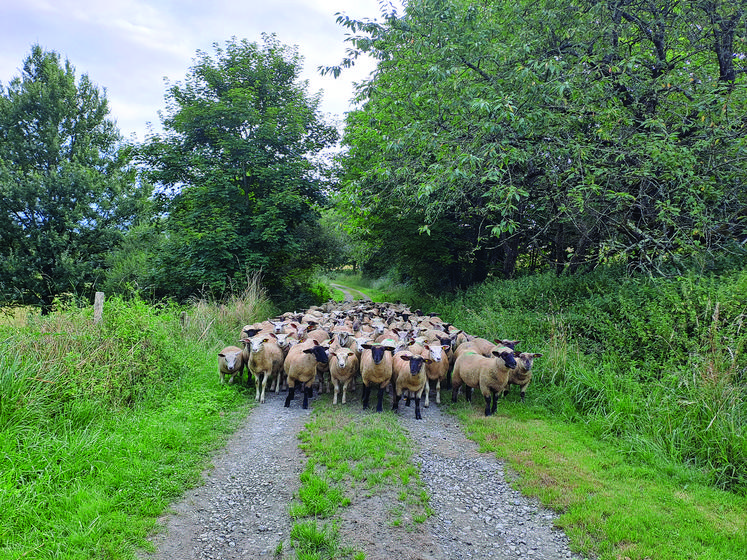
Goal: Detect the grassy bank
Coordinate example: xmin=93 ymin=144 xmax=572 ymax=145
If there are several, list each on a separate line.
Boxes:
xmin=335 ymin=267 xmax=747 ymax=558
xmin=3 ymin=266 xmax=746 ymax=559
xmin=0 ymin=282 xmax=274 ymax=559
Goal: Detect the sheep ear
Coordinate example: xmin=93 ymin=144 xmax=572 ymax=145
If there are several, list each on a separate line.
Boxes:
xmin=303 ymin=348 xmax=315 ymax=354
xmin=533 ymin=353 xmax=543 ymax=358
xmin=401 ymin=355 xmax=412 ymax=361
xmin=218 ymin=353 xmax=226 ymax=357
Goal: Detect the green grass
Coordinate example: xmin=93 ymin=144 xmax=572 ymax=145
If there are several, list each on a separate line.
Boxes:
xmin=288 ymin=395 xmax=431 ymax=557
xmin=446 ymin=397 xmax=747 ymax=560
xmin=328 ymin=272 xmax=398 ymax=303
xmin=0 ymin=287 xmax=272 ymax=560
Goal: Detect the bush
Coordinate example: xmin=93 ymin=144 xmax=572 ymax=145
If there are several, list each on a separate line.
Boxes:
xmin=426 ymin=264 xmax=747 ymax=492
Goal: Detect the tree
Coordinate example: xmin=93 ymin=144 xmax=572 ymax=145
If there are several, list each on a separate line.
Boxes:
xmin=0 ymin=45 xmax=146 ymax=313
xmin=137 ymin=35 xmax=339 ymax=302
xmin=329 ymin=0 xmax=747 ymax=288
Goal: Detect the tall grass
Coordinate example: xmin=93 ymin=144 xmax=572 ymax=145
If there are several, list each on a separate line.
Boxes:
xmin=429 ymin=266 xmax=747 ymax=493
xmin=0 ymin=280 xmax=271 ymax=559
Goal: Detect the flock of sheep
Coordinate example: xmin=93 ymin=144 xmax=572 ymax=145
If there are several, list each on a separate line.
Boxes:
xmin=217 ymin=300 xmax=542 ymax=418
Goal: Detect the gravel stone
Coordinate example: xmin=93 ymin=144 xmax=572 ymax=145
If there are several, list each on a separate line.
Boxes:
xmin=141 ymin=388 xmax=587 ymax=560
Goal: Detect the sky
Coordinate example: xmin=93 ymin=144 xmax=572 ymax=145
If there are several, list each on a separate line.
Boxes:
xmin=0 ymin=0 xmax=403 ymax=142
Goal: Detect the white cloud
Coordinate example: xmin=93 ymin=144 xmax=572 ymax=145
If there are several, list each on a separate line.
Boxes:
xmin=0 ymin=0 xmax=401 ymax=141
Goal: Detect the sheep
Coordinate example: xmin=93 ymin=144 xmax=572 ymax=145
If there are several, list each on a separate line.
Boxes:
xmin=218 ymin=346 xmax=245 ymax=385
xmin=504 ymin=352 xmax=542 ymax=402
xmin=360 ymin=341 xmax=396 ymax=412
xmin=421 ymin=342 xmax=451 ymax=407
xmin=392 ymin=351 xmax=431 ymax=419
xmin=451 ymin=347 xmax=517 ymax=416
xmin=283 ymin=339 xmax=330 ymax=409
xmin=244 ymin=334 xmax=284 ymax=403
xmin=269 ymin=333 xmax=297 ymax=392
xmin=240 ymin=323 xmax=264 ymax=340
xmin=329 ymin=347 xmax=359 ymax=405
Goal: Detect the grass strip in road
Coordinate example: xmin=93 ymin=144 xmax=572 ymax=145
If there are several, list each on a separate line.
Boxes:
xmin=449 ymin=399 xmax=747 ymax=560
xmin=288 ymin=395 xmax=431 ymax=559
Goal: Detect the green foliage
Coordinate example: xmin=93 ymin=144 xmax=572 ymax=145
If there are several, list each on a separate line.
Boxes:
xmin=331 ymin=0 xmax=747 ymax=288
xmin=426 ymin=264 xmax=747 ymax=492
xmin=0 ymin=45 xmax=149 ymax=313
xmin=137 ymin=35 xmax=339 ymax=304
xmin=0 ymin=294 xmax=263 ymax=559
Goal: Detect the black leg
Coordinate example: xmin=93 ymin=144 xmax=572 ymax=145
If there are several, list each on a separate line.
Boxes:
xmin=451 ymin=387 xmax=459 ymax=403
xmin=465 ymin=386 xmax=472 ymax=402
xmin=362 ymin=385 xmax=371 ymax=409
xmin=302 ymin=386 xmax=312 ymax=409
xmin=285 ymin=387 xmax=295 ymax=407
xmin=392 ymin=393 xmax=400 ymax=412
xmin=376 ymin=387 xmax=385 ymax=412
xmin=415 ymin=397 xmax=422 ymax=420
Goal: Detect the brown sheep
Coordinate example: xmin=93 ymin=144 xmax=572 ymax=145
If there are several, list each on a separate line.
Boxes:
xmin=451 ymin=347 xmax=517 ymax=416
xmin=504 ymin=352 xmax=543 ymax=402
xmin=360 ymin=341 xmax=396 ymax=412
xmin=218 ymin=346 xmax=245 ymax=385
xmin=392 ymin=351 xmax=431 ymax=420
xmin=329 ymin=347 xmax=359 ymax=405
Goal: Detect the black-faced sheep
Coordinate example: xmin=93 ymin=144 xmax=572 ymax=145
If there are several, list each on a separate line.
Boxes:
xmin=283 ymin=339 xmax=329 ymax=409
xmin=504 ymin=352 xmax=542 ymax=402
xmin=360 ymin=341 xmax=396 ymax=412
xmin=392 ymin=351 xmax=431 ymax=419
xmin=451 ymin=347 xmax=517 ymax=416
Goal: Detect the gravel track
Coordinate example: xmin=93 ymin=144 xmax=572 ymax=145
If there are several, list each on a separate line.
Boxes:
xmin=141 ymin=387 xmax=585 ymax=560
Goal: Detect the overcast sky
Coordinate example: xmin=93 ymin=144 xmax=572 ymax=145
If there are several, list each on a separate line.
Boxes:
xmin=0 ymin=0 xmax=403 ymax=141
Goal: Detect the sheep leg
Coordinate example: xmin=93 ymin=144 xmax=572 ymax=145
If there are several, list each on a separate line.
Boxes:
xmin=272 ymin=373 xmax=280 ymax=393
xmin=342 ymin=379 xmax=350 ymax=404
xmin=492 ymin=389 xmax=502 ymax=414
xmin=485 ymin=390 xmax=500 ymax=416
xmin=424 ymin=380 xmax=430 ymax=408
xmin=302 ymin=385 xmax=312 ymax=409
xmin=451 ymin=384 xmax=459 ymax=403
xmin=253 ymin=373 xmax=259 ymax=401
xmin=392 ymin=393 xmax=400 ymax=413
xmin=332 ymin=380 xmax=340 ymax=405
xmin=405 ymin=391 xmax=412 ymax=407
xmin=465 ymin=386 xmax=473 ymax=402
xmin=259 ymin=372 xmax=270 ymax=403
xmin=375 ymin=387 xmax=385 ymax=412
xmin=520 ymin=388 xmax=527 ymax=403
xmin=435 ymin=379 xmax=441 ymax=405
xmin=362 ymin=385 xmax=371 ymax=409
xmin=415 ymin=396 xmax=422 ymax=420
xmin=285 ymin=386 xmax=295 ymax=408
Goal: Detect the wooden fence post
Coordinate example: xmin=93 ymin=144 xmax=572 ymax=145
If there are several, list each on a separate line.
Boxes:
xmin=94 ymin=292 xmax=105 ymax=324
